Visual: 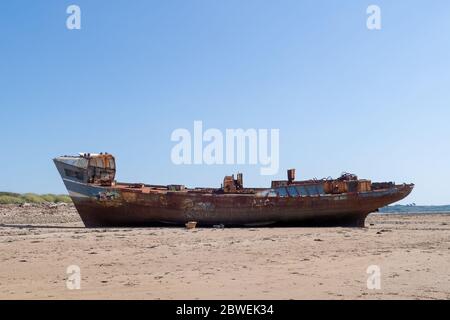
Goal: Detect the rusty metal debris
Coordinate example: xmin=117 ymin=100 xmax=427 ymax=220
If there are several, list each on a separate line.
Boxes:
xmin=53 ymin=153 xmax=414 ymax=228
xmin=185 ymin=221 xmax=197 ymax=229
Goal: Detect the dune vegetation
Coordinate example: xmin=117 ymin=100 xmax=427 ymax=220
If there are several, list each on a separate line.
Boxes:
xmin=0 ymin=192 xmax=72 ymax=204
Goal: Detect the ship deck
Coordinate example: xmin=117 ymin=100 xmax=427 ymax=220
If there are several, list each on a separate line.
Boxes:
xmin=110 ymin=182 xmax=263 ymax=194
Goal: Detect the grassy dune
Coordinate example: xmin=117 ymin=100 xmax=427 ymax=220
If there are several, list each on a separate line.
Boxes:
xmin=0 ymin=192 xmax=72 ymax=204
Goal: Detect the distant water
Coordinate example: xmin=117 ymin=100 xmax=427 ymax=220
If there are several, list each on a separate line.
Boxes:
xmin=379 ymin=205 xmax=450 ymax=214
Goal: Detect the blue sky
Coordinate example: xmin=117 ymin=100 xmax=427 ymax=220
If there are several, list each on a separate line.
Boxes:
xmin=1 ymin=1 xmax=449 ymax=204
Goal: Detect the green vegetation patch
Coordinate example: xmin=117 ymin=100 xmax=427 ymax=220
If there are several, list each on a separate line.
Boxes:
xmin=0 ymin=192 xmax=72 ymax=204
xmin=0 ymin=195 xmax=25 ymax=204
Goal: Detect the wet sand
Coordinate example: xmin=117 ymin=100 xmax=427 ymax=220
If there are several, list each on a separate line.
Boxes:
xmin=0 ymin=204 xmax=449 ymax=299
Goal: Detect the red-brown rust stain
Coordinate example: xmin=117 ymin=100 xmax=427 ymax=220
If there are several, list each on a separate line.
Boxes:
xmin=121 ymin=190 xmax=138 ymax=202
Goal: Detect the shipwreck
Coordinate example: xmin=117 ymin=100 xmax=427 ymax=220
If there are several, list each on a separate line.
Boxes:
xmin=54 ymin=153 xmax=413 ymax=227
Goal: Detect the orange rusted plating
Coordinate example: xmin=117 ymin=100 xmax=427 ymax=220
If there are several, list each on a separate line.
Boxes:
xmin=54 ymin=153 xmax=414 ymax=228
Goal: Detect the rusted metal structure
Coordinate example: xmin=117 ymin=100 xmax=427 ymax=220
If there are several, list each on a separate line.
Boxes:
xmin=54 ymin=153 xmax=414 ymax=228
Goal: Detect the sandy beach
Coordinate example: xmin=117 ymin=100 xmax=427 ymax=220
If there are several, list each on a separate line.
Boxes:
xmin=0 ymin=204 xmax=448 ymax=300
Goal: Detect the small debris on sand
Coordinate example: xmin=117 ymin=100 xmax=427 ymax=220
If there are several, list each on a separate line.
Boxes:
xmin=185 ymin=221 xmax=197 ymax=230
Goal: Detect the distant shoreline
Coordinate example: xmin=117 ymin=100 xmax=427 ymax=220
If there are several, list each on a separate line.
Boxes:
xmin=379 ymin=204 xmax=450 ymax=214
xmin=376 ymin=211 xmax=450 ymax=215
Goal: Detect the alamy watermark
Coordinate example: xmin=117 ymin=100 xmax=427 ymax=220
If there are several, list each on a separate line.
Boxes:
xmin=366 ymin=265 xmax=381 ymax=290
xmin=66 ymin=265 xmax=81 ymax=290
xmin=367 ymin=5 xmax=381 ymax=30
xmin=171 ymin=121 xmax=279 ymax=175
xmin=64 ymin=5 xmax=380 ymax=31
xmin=66 ymin=5 xmax=81 ymax=30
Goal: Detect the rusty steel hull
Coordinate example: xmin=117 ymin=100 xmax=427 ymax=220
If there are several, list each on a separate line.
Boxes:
xmin=69 ymin=184 xmax=413 ymax=228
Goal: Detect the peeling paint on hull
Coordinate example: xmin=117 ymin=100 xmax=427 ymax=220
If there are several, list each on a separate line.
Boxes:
xmin=53 ymin=154 xmax=414 ymax=228
xmin=69 ymin=184 xmax=413 ymax=228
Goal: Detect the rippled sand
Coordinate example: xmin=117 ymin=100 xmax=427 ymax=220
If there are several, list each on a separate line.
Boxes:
xmin=0 ymin=204 xmax=449 ymax=299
